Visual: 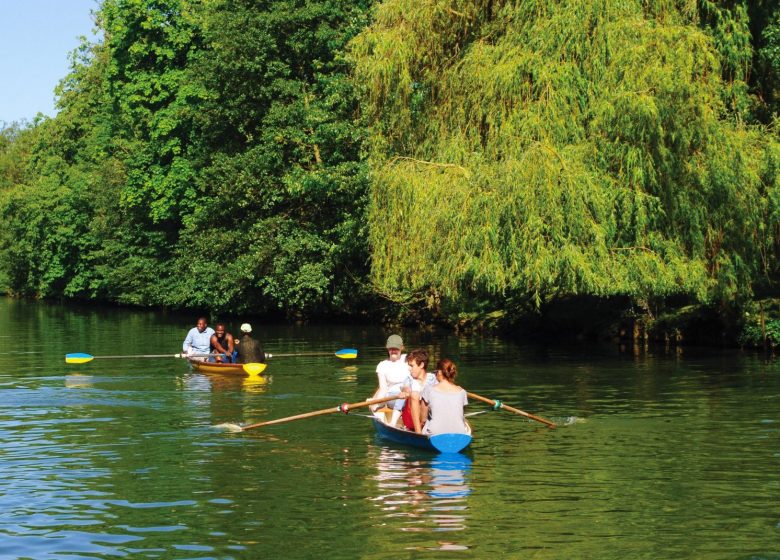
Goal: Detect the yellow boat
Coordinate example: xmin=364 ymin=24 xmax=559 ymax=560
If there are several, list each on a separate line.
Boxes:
xmin=187 ymin=358 xmax=253 ymax=375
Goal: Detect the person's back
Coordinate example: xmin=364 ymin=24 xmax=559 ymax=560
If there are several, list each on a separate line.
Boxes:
xmin=235 ymin=323 xmax=264 ymax=363
xmin=421 ymin=385 xmax=468 ymax=434
xmin=421 ymin=358 xmax=469 ymax=435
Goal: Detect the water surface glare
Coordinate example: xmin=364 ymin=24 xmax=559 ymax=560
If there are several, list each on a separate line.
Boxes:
xmin=1 ymin=297 xmax=779 ymax=558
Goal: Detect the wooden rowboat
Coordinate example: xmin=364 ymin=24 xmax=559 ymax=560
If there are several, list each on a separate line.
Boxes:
xmin=187 ymin=358 xmax=250 ymax=375
xmin=371 ymin=418 xmax=472 ymax=454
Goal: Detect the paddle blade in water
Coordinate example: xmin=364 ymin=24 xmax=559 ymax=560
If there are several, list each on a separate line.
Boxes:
xmin=65 ymin=353 xmax=94 ymax=364
xmin=335 ymin=348 xmax=358 ymax=359
xmin=429 ymin=433 xmax=472 ymax=454
xmin=214 ymin=423 xmax=244 ymax=433
xmin=242 ymin=363 xmax=267 ymax=375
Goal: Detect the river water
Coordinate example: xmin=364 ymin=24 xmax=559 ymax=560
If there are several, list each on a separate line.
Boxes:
xmin=0 ymin=297 xmax=778 ymax=559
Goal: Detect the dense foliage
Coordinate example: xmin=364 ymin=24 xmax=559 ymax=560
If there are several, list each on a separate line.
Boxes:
xmin=1 ymin=0 xmax=780 ymax=338
xmin=351 ymin=0 xmax=780 ymax=326
xmin=0 ymin=0 xmax=371 ymax=318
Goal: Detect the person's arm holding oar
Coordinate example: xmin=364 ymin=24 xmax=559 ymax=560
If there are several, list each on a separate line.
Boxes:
xmin=210 ymin=323 xmax=234 ymax=363
xmin=467 ymin=392 xmax=556 ymax=428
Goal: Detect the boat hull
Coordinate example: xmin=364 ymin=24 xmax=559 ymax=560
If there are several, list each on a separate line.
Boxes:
xmin=188 ymin=359 xmax=247 ymax=375
xmin=371 ymin=418 xmax=471 ymax=454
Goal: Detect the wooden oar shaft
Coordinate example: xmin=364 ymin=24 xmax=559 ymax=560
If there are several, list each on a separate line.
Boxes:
xmin=467 ymin=392 xmax=555 ymax=428
xmin=93 ymin=354 xmax=188 ymax=359
xmin=267 ymin=348 xmax=357 ymax=359
xmin=66 ymin=352 xmax=224 ymax=364
xmin=267 ymin=352 xmax=334 ymax=358
xmin=241 ymin=394 xmax=404 ymax=431
xmin=81 ymin=353 xmax=216 ymax=359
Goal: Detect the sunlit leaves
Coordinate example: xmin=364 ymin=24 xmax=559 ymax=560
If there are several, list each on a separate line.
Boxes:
xmin=352 ymin=0 xmax=780 ymax=317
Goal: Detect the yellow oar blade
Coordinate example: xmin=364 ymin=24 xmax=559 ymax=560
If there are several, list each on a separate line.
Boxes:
xmin=335 ymin=348 xmax=358 ymax=359
xmin=242 ymin=363 xmax=267 ymax=375
xmin=65 ymin=353 xmax=94 ymax=364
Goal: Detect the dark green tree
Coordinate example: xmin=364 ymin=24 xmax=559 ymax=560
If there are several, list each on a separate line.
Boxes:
xmin=166 ymin=0 xmax=373 ymax=316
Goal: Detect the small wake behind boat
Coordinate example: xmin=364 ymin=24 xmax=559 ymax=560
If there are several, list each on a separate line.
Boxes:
xmin=371 ymin=418 xmax=472 ymax=454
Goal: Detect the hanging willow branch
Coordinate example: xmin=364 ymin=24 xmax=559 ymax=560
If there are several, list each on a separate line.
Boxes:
xmin=350 ymin=0 xmax=780 ymax=308
xmin=387 ymin=156 xmax=470 ymax=176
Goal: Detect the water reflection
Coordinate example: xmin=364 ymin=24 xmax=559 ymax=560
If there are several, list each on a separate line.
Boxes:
xmin=179 ymin=372 xmax=270 ymax=394
xmin=212 ymin=372 xmax=270 ymax=394
xmin=64 ymin=374 xmax=95 ymax=389
xmin=179 ymin=371 xmax=272 ymax=431
xmin=428 ymin=454 xmax=472 ymax=500
xmin=370 ymin=447 xmax=472 ymax=550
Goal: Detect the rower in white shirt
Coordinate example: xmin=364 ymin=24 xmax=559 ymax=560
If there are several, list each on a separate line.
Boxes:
xmin=371 ymin=334 xmax=410 ymax=426
xmin=182 ymin=317 xmax=215 ymax=361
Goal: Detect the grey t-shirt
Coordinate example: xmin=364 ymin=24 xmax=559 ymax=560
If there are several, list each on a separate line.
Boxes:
xmin=421 ymin=385 xmax=468 ymax=434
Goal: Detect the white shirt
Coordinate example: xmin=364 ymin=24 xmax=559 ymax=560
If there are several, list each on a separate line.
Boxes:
xmin=183 ymin=327 xmax=215 ymax=354
xmin=405 ymin=372 xmax=437 ymax=394
xmin=376 ymin=355 xmax=409 ymax=397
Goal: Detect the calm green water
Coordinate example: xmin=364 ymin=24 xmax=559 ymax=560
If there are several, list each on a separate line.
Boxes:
xmin=1 ymin=297 xmax=779 ymax=559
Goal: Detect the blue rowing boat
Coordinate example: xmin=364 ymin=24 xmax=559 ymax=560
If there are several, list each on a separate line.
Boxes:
xmin=371 ymin=418 xmax=472 ymax=454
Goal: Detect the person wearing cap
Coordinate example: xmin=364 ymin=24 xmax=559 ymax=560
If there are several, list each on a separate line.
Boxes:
xmin=370 ymin=334 xmax=410 ymax=426
xmin=235 ymin=323 xmax=265 ymax=364
xmin=182 ymin=317 xmax=215 ymax=361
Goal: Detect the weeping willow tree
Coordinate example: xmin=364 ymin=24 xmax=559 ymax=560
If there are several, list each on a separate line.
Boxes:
xmin=350 ymin=0 xmax=780 ymax=323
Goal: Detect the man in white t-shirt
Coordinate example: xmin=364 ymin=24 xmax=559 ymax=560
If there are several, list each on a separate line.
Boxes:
xmin=372 ymin=334 xmax=410 ymax=426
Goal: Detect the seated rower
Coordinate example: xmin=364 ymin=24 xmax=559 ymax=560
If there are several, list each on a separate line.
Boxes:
xmin=400 ymin=348 xmax=437 ymax=433
xmin=421 ymin=359 xmax=469 ymax=435
xmin=182 ymin=317 xmax=214 ymax=361
xmin=370 ymin=334 xmax=410 ymax=426
xmin=235 ymin=323 xmax=265 ymax=364
xmin=210 ymin=323 xmax=235 ymax=363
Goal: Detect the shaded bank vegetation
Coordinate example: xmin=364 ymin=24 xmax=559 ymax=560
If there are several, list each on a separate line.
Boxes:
xmin=2 ymin=0 xmax=780 ymax=346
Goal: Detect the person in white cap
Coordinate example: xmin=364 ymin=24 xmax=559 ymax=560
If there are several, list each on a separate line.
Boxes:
xmin=370 ymin=334 xmax=410 ymax=426
xmin=235 ymin=323 xmax=265 ymax=364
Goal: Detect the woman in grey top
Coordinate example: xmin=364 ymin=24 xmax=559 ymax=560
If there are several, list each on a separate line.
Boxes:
xmin=421 ymin=359 xmax=469 ymax=435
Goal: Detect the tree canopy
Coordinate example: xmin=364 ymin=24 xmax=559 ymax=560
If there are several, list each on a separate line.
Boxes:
xmin=350 ymin=0 xmax=780 ymax=321
xmin=1 ymin=0 xmax=372 ymax=318
xmin=1 ymin=0 xmax=779 ymax=336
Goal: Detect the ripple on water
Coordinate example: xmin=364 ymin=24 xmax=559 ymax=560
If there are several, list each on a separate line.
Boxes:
xmin=2 ymin=301 xmax=780 ymax=558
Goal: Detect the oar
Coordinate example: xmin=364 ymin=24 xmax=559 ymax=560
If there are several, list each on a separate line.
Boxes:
xmin=65 ymin=352 xmax=220 ymax=364
xmin=264 ymin=348 xmax=358 ymax=359
xmin=467 ymin=392 xmax=556 ymax=428
xmin=240 ymin=394 xmax=403 ymax=431
xmin=239 ymin=348 xmax=357 ymax=374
